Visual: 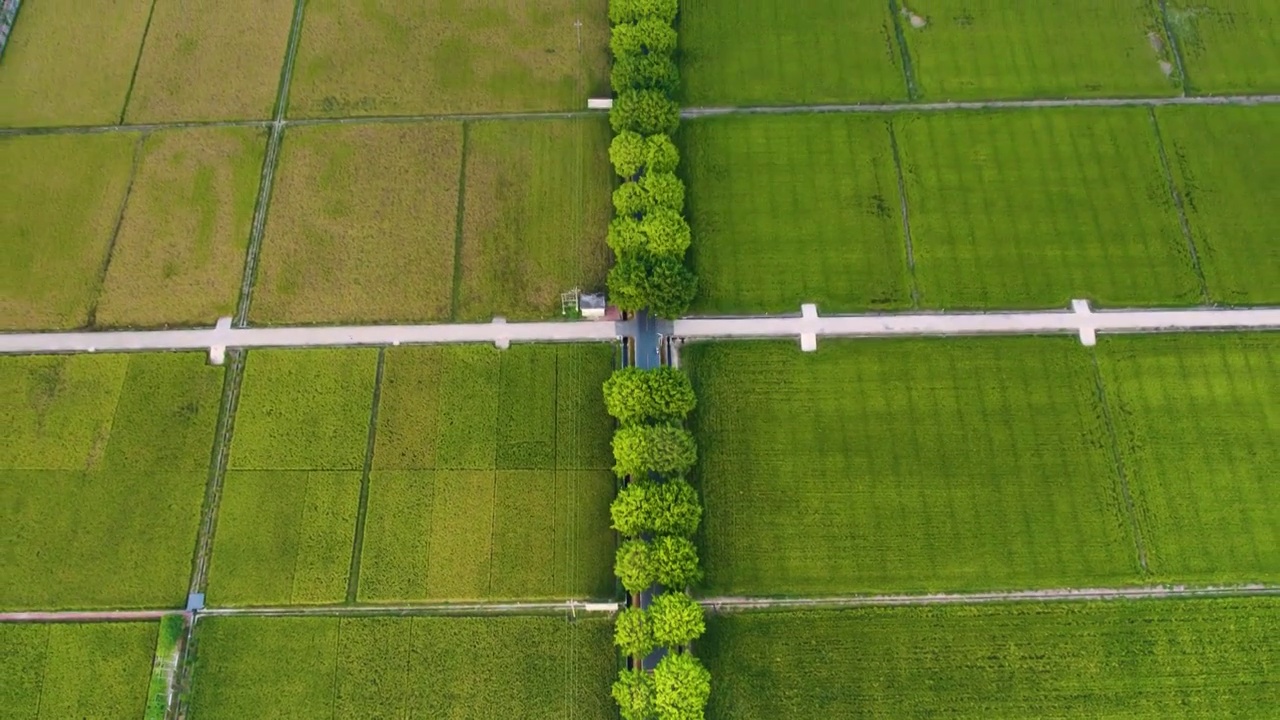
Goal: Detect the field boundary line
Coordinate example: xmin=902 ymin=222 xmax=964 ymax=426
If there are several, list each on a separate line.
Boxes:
xmin=345 ymin=348 xmax=386 ymax=603
xmin=1147 ymin=107 xmax=1210 ymax=303
xmin=885 ymin=0 xmax=920 ymax=100
xmin=85 ymin=133 xmax=147 ymax=328
xmin=449 ymin=122 xmax=471 ymax=321
xmin=1156 ymin=0 xmax=1192 ymax=95
xmin=699 ymin=584 xmax=1280 ymax=611
xmin=682 ymin=93 xmax=1280 ymax=118
xmin=1089 ymin=352 xmax=1151 ymax=573
xmin=187 ymin=349 xmax=246 ymax=597
xmin=117 ymin=0 xmax=158 ymax=124
xmin=885 ymin=121 xmax=919 ymax=307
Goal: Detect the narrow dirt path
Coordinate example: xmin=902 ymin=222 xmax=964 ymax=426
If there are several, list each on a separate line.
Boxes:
xmin=683 ymin=93 xmax=1280 ymax=118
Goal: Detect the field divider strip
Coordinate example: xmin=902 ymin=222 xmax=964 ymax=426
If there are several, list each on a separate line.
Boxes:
xmin=1089 ymin=352 xmax=1150 ymax=574
xmin=85 ymin=133 xmax=147 ymax=328
xmin=346 ymin=347 xmax=387 ymax=603
xmin=0 ymin=119 xmax=273 ymax=137
xmin=117 ymin=0 xmax=158 ymax=124
xmin=1147 ymin=107 xmax=1210 ymax=303
xmin=886 ymin=0 xmax=920 ymax=101
xmin=886 ymin=121 xmax=920 ymax=307
xmin=449 ymin=122 xmax=471 ymax=321
xmin=1156 ymin=0 xmax=1191 ymax=95
xmin=187 ymin=349 xmax=246 ymax=596
xmin=681 ymin=94 xmax=1280 ymax=118
xmin=698 ymin=584 xmax=1280 ymax=611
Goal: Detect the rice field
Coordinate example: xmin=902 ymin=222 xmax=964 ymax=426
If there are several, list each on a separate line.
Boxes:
xmin=679 ymin=114 xmax=912 ymax=314
xmin=288 ymin=0 xmax=609 ymax=117
xmin=123 ymin=0 xmax=296 ymax=122
xmin=1 ymin=622 xmax=158 ymax=719
xmin=0 ymin=0 xmax=151 ymax=126
xmin=1155 ymin=105 xmax=1280 ymax=304
xmin=0 ymin=133 xmax=138 ymax=330
xmin=678 ymin=0 xmax=907 ymax=105
xmin=900 ymin=0 xmax=1181 ymax=100
xmin=1 ymin=352 xmax=221 ymax=609
xmin=187 ymin=615 xmax=617 ymax=719
xmin=700 ymin=599 xmax=1280 ymax=718
xmin=94 ymin=127 xmax=267 ymax=327
xmin=1168 ymin=0 xmax=1280 ymax=93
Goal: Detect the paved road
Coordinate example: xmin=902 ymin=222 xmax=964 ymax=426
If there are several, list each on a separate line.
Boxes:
xmin=700 ymin=584 xmax=1280 ymax=611
xmin=683 ymin=93 xmax=1280 ymax=118
xmin=0 ymin=317 xmax=631 ymax=358
xmin=673 ymin=302 xmax=1280 ymax=349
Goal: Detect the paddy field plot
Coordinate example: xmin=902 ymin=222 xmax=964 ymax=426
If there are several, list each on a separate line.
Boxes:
xmin=187 ymin=615 xmax=617 ymax=719
xmin=288 ymin=0 xmax=609 ymax=117
xmin=1097 ymin=334 xmax=1280 ymax=583
xmin=685 ymin=338 xmax=1140 ymax=596
xmin=895 ymin=107 xmax=1201 ymax=309
xmin=680 ymin=114 xmax=911 ymax=314
xmin=1 ymin=622 xmax=158 ymax=719
xmin=95 ymin=127 xmax=268 ymax=327
xmin=700 ymin=599 xmax=1280 ymax=719
xmin=359 ymin=344 xmax=616 ymax=601
xmin=0 ymin=133 xmax=137 ymax=330
xmin=1167 ymin=0 xmax=1280 ymax=93
xmin=1155 ymin=105 xmax=1280 ymax=304
xmin=250 ymin=123 xmax=463 ymax=324
xmin=0 ymin=0 xmax=151 ymax=126
xmin=1 ymin=352 xmax=222 ymax=610
xmin=678 ymin=0 xmax=907 ymax=105
xmin=899 ymin=0 xmax=1180 ymax=100
xmin=124 ymin=0 xmax=296 ymax=122
xmin=454 ymin=117 xmax=613 ymax=321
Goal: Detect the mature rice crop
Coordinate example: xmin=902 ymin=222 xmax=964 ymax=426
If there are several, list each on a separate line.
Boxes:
xmin=1097 ymin=333 xmax=1280 ymax=582
xmin=287 ymin=0 xmax=610 ymax=117
xmin=901 ymin=0 xmax=1180 ymax=100
xmin=230 ymin=348 xmax=378 ymax=470
xmin=678 ymin=0 xmax=907 ymax=104
xmin=250 ymin=123 xmax=462 ymax=324
xmin=685 ymin=338 xmax=1141 ymax=595
xmin=124 ymin=0 xmax=296 ymax=122
xmin=456 ymin=118 xmax=613 ymax=321
xmin=0 ymin=622 xmax=157 ymax=718
xmin=2 ymin=353 xmax=221 ymax=609
xmin=1167 ymin=0 xmax=1280 ymax=93
xmin=680 ymin=114 xmax=912 ymax=314
xmin=0 ymin=0 xmax=151 ymax=126
xmin=95 ymin=127 xmax=267 ymax=328
xmin=1156 ymin=105 xmax=1280 ymax=304
xmin=701 ymin=598 xmax=1280 ymax=718
xmin=206 ymin=471 xmax=361 ymax=605
xmin=896 ymin=107 xmax=1201 ymax=308
xmin=0 ymin=134 xmax=137 ymax=330
xmin=187 ymin=615 xmax=617 ymax=719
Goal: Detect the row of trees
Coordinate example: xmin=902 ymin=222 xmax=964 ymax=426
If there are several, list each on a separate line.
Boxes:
xmin=604 ymin=364 xmax=711 ymax=720
xmin=605 ymin=0 xmax=696 ymax=319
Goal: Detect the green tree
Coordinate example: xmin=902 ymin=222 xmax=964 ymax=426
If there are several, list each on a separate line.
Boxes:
xmin=610 ymin=131 xmax=648 ymax=179
xmin=608 ymin=217 xmax=648 ymax=256
xmin=613 ymin=668 xmax=657 ymax=720
xmin=612 ymin=52 xmax=680 ymax=94
xmin=614 ymin=606 xmax=656 ymax=657
xmin=610 ymin=18 xmax=678 ymax=56
xmin=644 ymin=255 xmax=697 ymax=319
xmin=615 ymin=539 xmax=655 ymax=594
xmin=614 ymin=181 xmax=649 ymax=218
xmin=641 ymin=208 xmax=691 ymax=256
xmin=607 ymin=252 xmax=650 ymax=312
xmin=612 ymin=424 xmax=697 ymax=478
xmin=651 ymin=535 xmax=702 ymax=589
xmin=603 ymin=367 xmax=697 ymax=426
xmin=649 ymin=592 xmax=706 ymax=647
xmin=653 ymin=653 xmax=712 ymax=720
xmin=649 ymin=478 xmax=702 ymax=537
xmin=639 ymin=172 xmax=685 ymax=213
xmin=609 ymin=0 xmax=679 ymax=25
xmin=611 ymin=90 xmax=679 ymax=135
xmin=611 ymin=479 xmax=653 ymax=536
xmin=645 ymin=133 xmax=680 ymax=174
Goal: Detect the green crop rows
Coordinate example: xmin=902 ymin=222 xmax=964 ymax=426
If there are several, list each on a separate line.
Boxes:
xmin=1 ymin=622 xmax=157 ymax=718
xmin=187 ymin=615 xmax=617 ymax=719
xmin=700 ymin=598 xmax=1280 ymax=718
xmin=1 ymin=352 xmax=222 ymax=609
xmin=686 ymin=334 xmax=1279 ymax=595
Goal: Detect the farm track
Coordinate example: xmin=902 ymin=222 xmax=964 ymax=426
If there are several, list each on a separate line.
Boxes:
xmin=0 ymin=601 xmax=622 ymax=623
xmin=682 ymin=93 xmax=1280 ymax=118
